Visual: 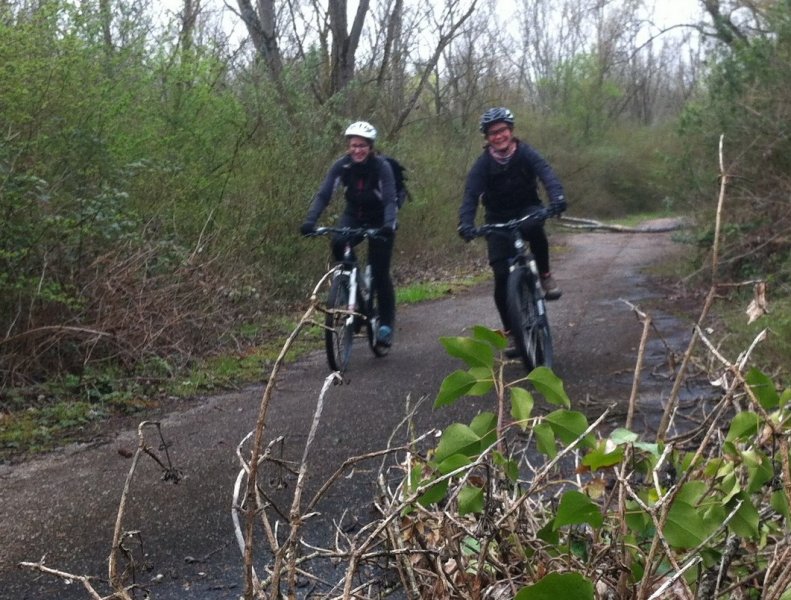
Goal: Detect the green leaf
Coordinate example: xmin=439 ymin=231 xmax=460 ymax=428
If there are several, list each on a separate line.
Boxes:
xmin=728 ymin=494 xmax=760 ymax=539
xmin=743 ymin=450 xmax=773 ymax=493
xmin=493 ymin=451 xmax=519 ymax=481
xmin=436 ymin=453 xmax=472 ymax=476
xmin=469 ymin=412 xmax=498 ymax=451
xmin=745 ymin=368 xmax=779 ymax=410
xmin=625 ymin=501 xmax=652 ymax=538
xmin=467 ymin=366 xmax=495 ymax=396
xmin=534 ymin=422 xmax=557 ymax=458
xmin=545 ymin=410 xmax=594 ymax=448
xmin=720 ymin=472 xmax=741 ymax=504
xmin=676 ymin=481 xmax=708 ymax=505
xmin=511 ymin=387 xmax=534 ymax=430
xmin=469 ymin=411 xmax=497 ymax=438
xmin=553 ymin=490 xmax=604 ymax=529
xmin=417 ymin=479 xmax=448 ymax=507
xmin=725 ymin=411 xmax=761 ymax=442
xmin=609 ymin=428 xmax=639 ymax=444
xmin=527 ymin=367 xmax=571 ymax=407
xmin=582 ymin=440 xmax=624 ymax=471
xmin=514 ymin=572 xmax=595 ymax=600
xmin=536 ymin=520 xmax=559 ymax=544
xmin=434 ymin=423 xmax=481 ymax=462
xmin=440 ymin=336 xmax=494 ymax=369
xmin=471 ymin=325 xmax=508 ymax=349
xmin=435 ymin=370 xmax=477 ymax=408
xmin=781 ymin=388 xmax=791 ymax=408
xmin=458 ymin=485 xmax=485 ymax=515
xmin=664 ymin=500 xmax=710 ymax=549
xmin=771 ymin=489 xmax=790 ymax=519
xmin=461 ymin=535 xmax=480 ymax=555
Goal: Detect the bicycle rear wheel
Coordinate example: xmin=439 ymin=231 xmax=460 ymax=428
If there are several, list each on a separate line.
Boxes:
xmin=325 ymin=274 xmax=355 ymax=372
xmin=507 ymin=267 xmax=554 ymax=371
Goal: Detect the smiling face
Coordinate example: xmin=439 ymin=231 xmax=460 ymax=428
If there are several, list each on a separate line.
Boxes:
xmin=347 ymin=136 xmax=373 ymax=163
xmin=485 ymin=122 xmax=514 ymax=152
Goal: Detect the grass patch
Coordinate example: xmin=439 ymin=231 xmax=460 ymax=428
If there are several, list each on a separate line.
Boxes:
xmin=711 ymin=290 xmax=791 ymax=386
xmin=396 ymin=276 xmax=482 ymax=304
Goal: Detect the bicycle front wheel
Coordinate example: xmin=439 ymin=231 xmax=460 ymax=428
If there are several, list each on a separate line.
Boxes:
xmin=507 ymin=267 xmax=554 ymax=371
xmin=325 ymin=274 xmax=355 ymax=372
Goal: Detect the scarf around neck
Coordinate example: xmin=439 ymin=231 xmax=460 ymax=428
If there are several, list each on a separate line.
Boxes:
xmin=488 ymin=141 xmax=517 ymax=165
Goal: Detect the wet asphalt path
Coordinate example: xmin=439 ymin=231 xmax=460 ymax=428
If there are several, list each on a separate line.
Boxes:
xmin=0 ymin=226 xmax=687 ymax=598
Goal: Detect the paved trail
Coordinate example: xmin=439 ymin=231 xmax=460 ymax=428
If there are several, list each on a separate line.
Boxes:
xmin=0 ymin=226 xmax=686 ymax=599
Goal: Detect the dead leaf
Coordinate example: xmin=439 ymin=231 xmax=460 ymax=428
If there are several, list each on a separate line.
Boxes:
xmin=746 ymin=281 xmax=768 ymax=324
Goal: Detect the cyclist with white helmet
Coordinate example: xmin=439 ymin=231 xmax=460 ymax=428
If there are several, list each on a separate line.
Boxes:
xmin=458 ymin=107 xmax=567 ymax=352
xmin=300 ymin=121 xmax=398 ymax=347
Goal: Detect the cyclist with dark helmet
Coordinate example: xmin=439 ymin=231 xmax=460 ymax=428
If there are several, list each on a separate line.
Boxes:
xmin=458 ymin=107 xmax=566 ymax=351
xmin=300 ymin=121 xmax=398 ymax=347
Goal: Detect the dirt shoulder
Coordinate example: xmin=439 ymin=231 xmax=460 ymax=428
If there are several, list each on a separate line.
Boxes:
xmin=0 ymin=223 xmax=692 ymax=599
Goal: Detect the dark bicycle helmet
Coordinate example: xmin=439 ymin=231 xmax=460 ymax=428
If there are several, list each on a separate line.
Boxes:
xmin=479 ymin=107 xmax=515 ymax=133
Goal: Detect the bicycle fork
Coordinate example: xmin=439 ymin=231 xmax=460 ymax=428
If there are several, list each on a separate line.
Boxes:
xmin=512 ymin=234 xmax=548 ymax=325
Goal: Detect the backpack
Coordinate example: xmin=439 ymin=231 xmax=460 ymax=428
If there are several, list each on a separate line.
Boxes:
xmin=381 ymin=155 xmax=410 ymax=208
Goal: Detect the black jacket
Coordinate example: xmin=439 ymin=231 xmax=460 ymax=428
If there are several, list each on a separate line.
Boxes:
xmin=459 ymin=140 xmax=565 ymax=227
xmin=305 ymin=154 xmax=398 ymax=229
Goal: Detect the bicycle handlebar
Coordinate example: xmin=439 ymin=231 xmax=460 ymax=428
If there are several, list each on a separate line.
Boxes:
xmin=472 ymin=208 xmax=550 ymax=238
xmin=308 ymin=226 xmax=386 ymax=240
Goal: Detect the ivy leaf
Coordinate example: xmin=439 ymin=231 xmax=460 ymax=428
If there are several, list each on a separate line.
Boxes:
xmin=745 ymin=368 xmax=779 ymax=410
xmin=725 ymin=411 xmax=761 ymax=442
xmin=471 ymin=325 xmax=508 ymax=349
xmin=545 ymin=410 xmax=594 ymax=448
xmin=514 ymin=572 xmax=595 ymax=600
xmin=434 ymin=423 xmax=481 ymax=462
xmin=440 ymin=336 xmax=493 ymax=369
xmin=458 ymin=485 xmax=484 ymax=515
xmin=553 ymin=490 xmax=604 ymax=529
xmin=527 ymin=366 xmax=571 ymax=407
xmin=435 ymin=370 xmax=476 ymax=408
xmin=534 ymin=422 xmax=556 ymax=458
xmin=511 ymin=387 xmax=534 ymax=430
xmin=664 ymin=500 xmax=710 ymax=549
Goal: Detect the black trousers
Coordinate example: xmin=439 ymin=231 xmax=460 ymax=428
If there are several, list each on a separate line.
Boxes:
xmin=331 ymin=217 xmax=395 ymax=328
xmin=486 ymin=221 xmax=549 ymax=332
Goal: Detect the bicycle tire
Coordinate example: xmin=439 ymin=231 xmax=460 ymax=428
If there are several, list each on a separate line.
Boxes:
xmin=507 ymin=267 xmax=554 ymax=371
xmin=325 ymin=274 xmax=355 ymax=372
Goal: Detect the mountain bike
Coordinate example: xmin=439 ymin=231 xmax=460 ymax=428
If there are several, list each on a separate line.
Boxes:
xmin=473 ymin=209 xmax=554 ymax=371
xmin=309 ymin=227 xmax=390 ymax=372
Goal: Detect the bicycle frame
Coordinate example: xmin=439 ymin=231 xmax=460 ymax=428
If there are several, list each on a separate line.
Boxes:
xmin=473 ymin=209 xmax=553 ymax=369
xmin=309 ymin=226 xmax=387 ymax=371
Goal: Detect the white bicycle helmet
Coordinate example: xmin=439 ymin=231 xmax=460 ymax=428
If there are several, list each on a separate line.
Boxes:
xmin=344 ymin=121 xmax=378 ymax=143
